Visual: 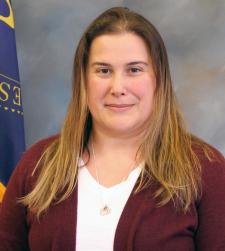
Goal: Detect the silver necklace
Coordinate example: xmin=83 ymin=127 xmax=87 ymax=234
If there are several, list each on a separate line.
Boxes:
xmin=91 ymin=141 xmax=135 ymax=216
xmin=91 ymin=141 xmax=111 ymax=216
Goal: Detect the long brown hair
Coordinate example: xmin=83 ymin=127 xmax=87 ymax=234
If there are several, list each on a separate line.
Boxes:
xmin=20 ymin=7 xmax=213 ymax=217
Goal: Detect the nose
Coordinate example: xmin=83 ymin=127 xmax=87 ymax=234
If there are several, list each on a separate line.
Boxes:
xmin=110 ymin=73 xmax=127 ymax=97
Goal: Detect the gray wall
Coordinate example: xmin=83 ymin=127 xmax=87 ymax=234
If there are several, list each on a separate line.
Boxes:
xmin=14 ymin=0 xmax=225 ymax=155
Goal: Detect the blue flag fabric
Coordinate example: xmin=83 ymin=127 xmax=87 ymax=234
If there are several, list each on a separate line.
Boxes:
xmin=0 ymin=0 xmax=25 ymax=199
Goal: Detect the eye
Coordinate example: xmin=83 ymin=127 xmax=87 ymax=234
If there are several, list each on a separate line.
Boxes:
xmin=95 ymin=67 xmax=111 ymax=76
xmin=128 ymin=67 xmax=143 ymax=75
xmin=131 ymin=67 xmax=141 ymax=73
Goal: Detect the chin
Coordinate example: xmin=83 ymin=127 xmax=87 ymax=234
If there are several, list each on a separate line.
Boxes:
xmin=106 ymin=124 xmax=140 ymax=136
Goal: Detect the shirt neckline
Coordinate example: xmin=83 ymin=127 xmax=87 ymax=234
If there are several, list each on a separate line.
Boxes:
xmin=79 ymin=161 xmax=143 ymax=192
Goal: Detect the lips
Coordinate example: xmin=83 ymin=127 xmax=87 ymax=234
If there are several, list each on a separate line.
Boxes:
xmin=106 ymin=104 xmax=133 ymax=108
xmin=105 ymin=103 xmax=134 ymax=111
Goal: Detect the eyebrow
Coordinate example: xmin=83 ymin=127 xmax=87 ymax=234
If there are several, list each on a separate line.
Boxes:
xmin=90 ymin=61 xmax=149 ymax=67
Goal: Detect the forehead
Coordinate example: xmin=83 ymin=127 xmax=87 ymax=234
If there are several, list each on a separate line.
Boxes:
xmin=88 ymin=32 xmax=150 ymax=64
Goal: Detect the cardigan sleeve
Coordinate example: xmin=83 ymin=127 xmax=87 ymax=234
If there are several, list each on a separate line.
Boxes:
xmin=0 ymin=136 xmax=57 ymax=251
xmin=195 ymin=149 xmax=225 ymax=250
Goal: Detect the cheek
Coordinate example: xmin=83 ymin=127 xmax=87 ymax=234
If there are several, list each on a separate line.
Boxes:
xmin=87 ymin=78 xmax=109 ymax=107
xmin=131 ymin=77 xmax=156 ymax=100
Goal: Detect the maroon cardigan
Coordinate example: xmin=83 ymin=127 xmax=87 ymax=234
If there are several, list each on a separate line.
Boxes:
xmin=0 ymin=136 xmax=225 ymax=251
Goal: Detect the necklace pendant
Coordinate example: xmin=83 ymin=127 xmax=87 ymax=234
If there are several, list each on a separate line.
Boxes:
xmin=100 ymin=205 xmax=111 ymax=216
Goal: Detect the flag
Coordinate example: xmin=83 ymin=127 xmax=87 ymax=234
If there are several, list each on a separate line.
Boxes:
xmin=0 ymin=0 xmax=25 ymax=202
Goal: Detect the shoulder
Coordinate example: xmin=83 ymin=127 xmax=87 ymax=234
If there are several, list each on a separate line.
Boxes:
xmin=20 ymin=134 xmax=59 ymax=167
xmin=17 ymin=134 xmax=59 ymax=173
xmin=191 ymin=137 xmax=225 ymax=179
xmin=195 ymin=144 xmax=225 ymax=180
xmin=7 ymin=134 xmax=59 ymax=195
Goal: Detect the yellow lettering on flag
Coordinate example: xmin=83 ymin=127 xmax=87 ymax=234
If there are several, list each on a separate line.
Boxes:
xmin=0 ymin=0 xmax=15 ymax=29
xmin=0 ymin=82 xmax=10 ymax=102
xmin=13 ymin=85 xmax=21 ymax=106
xmin=0 ymin=182 xmax=6 ymax=203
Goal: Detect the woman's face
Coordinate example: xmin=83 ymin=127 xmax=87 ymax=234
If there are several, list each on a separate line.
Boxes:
xmin=86 ymin=32 xmax=156 ymax=138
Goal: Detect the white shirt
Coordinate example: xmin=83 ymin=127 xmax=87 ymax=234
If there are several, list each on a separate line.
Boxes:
xmin=76 ymin=163 xmax=142 ymax=251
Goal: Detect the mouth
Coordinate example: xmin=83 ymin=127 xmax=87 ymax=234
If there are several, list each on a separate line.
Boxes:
xmin=105 ymin=103 xmax=134 ymax=111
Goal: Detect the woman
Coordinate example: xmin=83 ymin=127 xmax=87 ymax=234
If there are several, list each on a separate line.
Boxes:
xmin=0 ymin=6 xmax=225 ymax=251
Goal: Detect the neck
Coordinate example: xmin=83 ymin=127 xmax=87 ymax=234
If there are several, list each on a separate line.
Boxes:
xmin=82 ymin=126 xmax=145 ymax=188
xmin=89 ymin=127 xmax=145 ymax=161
